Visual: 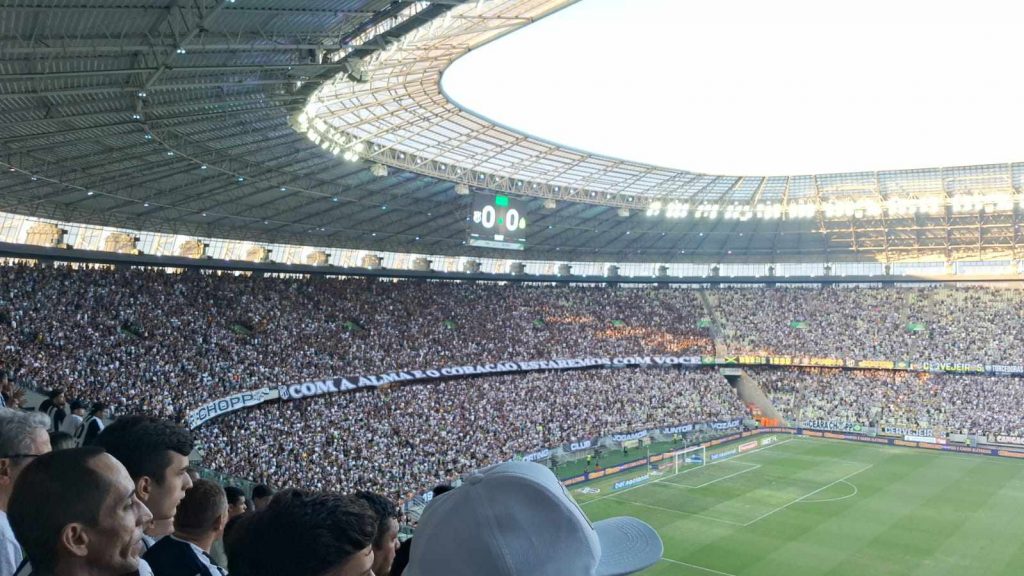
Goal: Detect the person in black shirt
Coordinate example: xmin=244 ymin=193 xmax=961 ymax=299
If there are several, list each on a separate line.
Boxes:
xmin=73 ymin=402 xmax=108 ymax=447
xmin=37 ymin=389 xmax=66 ymax=433
xmin=144 ymin=479 xmax=228 ymax=576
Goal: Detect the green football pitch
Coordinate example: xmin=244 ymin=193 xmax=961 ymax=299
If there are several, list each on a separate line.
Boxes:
xmin=575 ymin=435 xmax=1024 ymax=575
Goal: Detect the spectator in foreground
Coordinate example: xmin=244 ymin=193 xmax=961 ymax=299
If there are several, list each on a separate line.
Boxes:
xmin=227 ymin=490 xmax=376 ymax=576
xmin=7 ymin=447 xmax=153 ymax=576
xmin=0 ymin=409 xmax=52 ymax=576
xmin=405 ymin=461 xmax=663 ymax=576
xmin=144 ymin=479 xmax=229 ymax=576
xmin=209 ymin=486 xmax=247 ymax=569
xmin=250 ymin=485 xmax=273 ymax=512
xmin=352 ymin=492 xmax=401 ymax=576
xmin=95 ymin=416 xmax=195 ymax=548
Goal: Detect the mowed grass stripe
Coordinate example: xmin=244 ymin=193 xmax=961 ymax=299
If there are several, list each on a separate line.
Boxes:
xmin=579 ymin=436 xmax=1024 ymax=576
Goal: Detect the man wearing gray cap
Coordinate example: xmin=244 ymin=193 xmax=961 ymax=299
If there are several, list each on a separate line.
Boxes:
xmin=405 ymin=461 xmax=663 ymax=576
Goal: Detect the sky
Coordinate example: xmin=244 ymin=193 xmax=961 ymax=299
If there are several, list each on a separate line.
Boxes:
xmin=441 ymin=0 xmax=1024 ymax=176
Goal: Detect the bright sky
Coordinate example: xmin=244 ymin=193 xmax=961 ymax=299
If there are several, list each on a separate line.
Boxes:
xmin=441 ymin=0 xmax=1024 ymax=176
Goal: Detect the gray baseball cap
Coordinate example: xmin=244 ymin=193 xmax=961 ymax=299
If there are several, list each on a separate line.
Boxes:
xmin=405 ymin=461 xmax=663 ymax=576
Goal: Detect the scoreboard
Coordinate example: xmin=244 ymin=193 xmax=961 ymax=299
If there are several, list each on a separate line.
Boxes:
xmin=468 ymin=194 xmax=527 ymax=250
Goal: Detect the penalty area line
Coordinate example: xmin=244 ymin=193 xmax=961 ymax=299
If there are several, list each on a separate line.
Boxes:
xmin=663 ymin=463 xmax=762 ymax=489
xmin=741 ymin=464 xmax=874 ymax=527
xmin=661 ymin=557 xmax=738 ymax=576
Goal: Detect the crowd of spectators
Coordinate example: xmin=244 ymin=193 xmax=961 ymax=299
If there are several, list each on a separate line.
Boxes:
xmin=711 ymin=285 xmax=1024 ymax=363
xmin=200 ymin=367 xmax=747 ymax=503
xmin=755 ymin=367 xmax=1024 ymax=436
xmin=0 ymin=264 xmax=713 ymax=419
xmin=8 ymin=264 xmax=1024 ymax=574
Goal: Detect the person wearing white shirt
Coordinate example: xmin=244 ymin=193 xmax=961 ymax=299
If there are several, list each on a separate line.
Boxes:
xmin=59 ymin=400 xmax=86 ymax=436
xmin=0 ymin=410 xmax=51 ymax=576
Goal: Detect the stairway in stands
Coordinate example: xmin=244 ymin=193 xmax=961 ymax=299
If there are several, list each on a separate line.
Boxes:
xmin=699 ymin=287 xmax=788 ymax=426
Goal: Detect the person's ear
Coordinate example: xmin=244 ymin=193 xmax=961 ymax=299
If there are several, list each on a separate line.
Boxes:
xmin=0 ymin=458 xmax=12 ymax=488
xmin=216 ymin=510 xmax=229 ymax=534
xmin=136 ymin=476 xmax=152 ymax=503
xmin=60 ymin=523 xmax=90 ymax=559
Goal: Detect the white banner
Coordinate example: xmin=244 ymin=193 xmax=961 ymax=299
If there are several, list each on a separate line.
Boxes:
xmin=278 ymin=355 xmax=703 ymax=401
xmin=187 ymin=388 xmax=278 ymax=429
xmin=188 ymin=355 xmax=703 ymax=428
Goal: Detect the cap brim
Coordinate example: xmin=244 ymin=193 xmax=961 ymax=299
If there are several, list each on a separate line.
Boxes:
xmin=593 ymin=516 xmax=664 ymax=576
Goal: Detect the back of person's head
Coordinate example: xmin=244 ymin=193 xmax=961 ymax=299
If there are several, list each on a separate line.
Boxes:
xmin=49 ymin=430 xmax=76 ymax=451
xmin=89 ymin=401 xmax=108 ymax=417
xmin=69 ymin=399 xmax=87 ymax=414
xmin=430 ymin=484 xmax=454 ymax=499
xmin=0 ymin=408 xmax=52 ymax=503
xmin=8 ymin=447 xmax=152 ymax=575
xmin=251 ymin=483 xmax=273 ymax=500
xmin=224 ymin=485 xmax=247 ymax=517
xmin=95 ymin=415 xmax=194 ymax=522
xmin=353 ymin=491 xmax=402 ymax=576
xmin=250 ymin=483 xmax=274 ymax=510
xmin=352 ymin=491 xmax=400 ymax=549
xmin=174 ymin=479 xmax=228 ymax=538
xmin=229 ymin=489 xmax=377 ymax=576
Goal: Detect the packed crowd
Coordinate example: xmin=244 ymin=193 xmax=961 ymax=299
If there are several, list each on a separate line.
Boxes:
xmin=200 ymin=367 xmax=747 ymax=502
xmin=0 ymin=406 xmax=664 ymax=576
xmin=0 ymin=265 xmax=713 ymax=419
xmin=754 ymin=367 xmax=1024 ymax=436
xmin=711 ymin=285 xmax=1024 ymax=363
xmin=9 ymin=264 xmax=1024 ymax=576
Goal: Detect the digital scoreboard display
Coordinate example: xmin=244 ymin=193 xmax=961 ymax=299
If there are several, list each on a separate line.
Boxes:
xmin=468 ymin=194 xmax=527 ymax=250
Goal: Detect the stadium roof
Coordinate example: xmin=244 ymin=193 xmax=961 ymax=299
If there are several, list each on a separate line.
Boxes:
xmin=1 ymin=0 xmax=1023 ymax=264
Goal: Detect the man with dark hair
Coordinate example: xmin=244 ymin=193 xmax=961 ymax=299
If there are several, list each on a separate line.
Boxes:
xmin=73 ymin=402 xmax=107 ymax=447
xmin=249 ymin=484 xmax=273 ymax=512
xmin=352 ymin=492 xmax=401 ymax=576
xmin=95 ymin=416 xmax=194 ymax=547
xmin=227 ymin=489 xmax=376 ymax=576
xmin=0 ymin=409 xmax=52 ymax=576
xmin=37 ymin=389 xmax=66 ymax=433
xmin=7 ymin=447 xmax=153 ymax=576
xmin=144 ymin=479 xmax=228 ymax=576
xmin=223 ymin=487 xmax=246 ymax=519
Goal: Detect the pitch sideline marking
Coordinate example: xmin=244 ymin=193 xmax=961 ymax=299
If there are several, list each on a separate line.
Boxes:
xmin=741 ymin=464 xmax=874 ymax=526
xmin=661 ymin=556 xmax=739 ymax=576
